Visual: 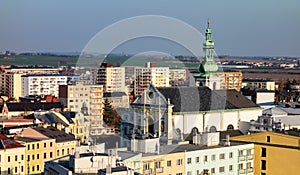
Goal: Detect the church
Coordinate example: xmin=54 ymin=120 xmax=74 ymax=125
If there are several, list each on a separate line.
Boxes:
xmin=119 ymin=19 xmax=262 ymax=149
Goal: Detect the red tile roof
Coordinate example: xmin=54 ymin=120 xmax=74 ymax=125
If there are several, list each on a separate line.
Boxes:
xmin=0 ymin=134 xmax=25 ymax=149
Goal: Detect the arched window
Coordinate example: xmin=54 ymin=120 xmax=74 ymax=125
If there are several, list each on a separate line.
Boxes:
xmin=213 ymin=82 xmax=217 ymax=90
xmin=227 ymin=124 xmax=234 ymax=130
xmin=191 ymin=127 xmax=199 ymax=134
xmin=209 ymin=126 xmax=217 ymax=133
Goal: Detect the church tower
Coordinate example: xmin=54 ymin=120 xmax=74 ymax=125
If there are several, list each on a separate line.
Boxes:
xmin=194 ymin=19 xmax=221 ymax=90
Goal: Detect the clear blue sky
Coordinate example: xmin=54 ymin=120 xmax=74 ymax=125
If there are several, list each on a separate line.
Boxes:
xmin=0 ymin=0 xmax=299 ymax=56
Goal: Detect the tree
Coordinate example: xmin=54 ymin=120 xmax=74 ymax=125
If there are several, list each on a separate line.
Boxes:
xmin=103 ymin=98 xmax=121 ymax=130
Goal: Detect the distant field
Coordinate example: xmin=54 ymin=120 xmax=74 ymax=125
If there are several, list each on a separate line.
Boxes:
xmin=0 ymin=55 xmax=199 ymax=68
xmin=0 ymin=55 xmax=79 ymax=66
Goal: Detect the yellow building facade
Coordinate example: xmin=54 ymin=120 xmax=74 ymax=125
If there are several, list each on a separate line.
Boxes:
xmin=231 ymin=132 xmax=300 ymax=175
xmin=0 ymin=134 xmax=26 ymax=175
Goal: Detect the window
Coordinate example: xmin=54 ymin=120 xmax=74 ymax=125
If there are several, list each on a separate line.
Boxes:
xmin=32 ymin=144 xmax=35 ymax=150
xmin=211 ymin=154 xmax=216 ymax=161
xmin=37 ymin=143 xmax=39 ymax=149
xmin=219 ymin=166 xmax=225 ymax=173
xmin=247 ymin=162 xmax=252 ymax=169
xmin=8 ymin=168 xmax=11 ymax=174
xmin=44 ymin=153 xmax=47 ymax=159
xmin=15 ymin=155 xmax=17 ymax=161
xmin=167 ymin=160 xmax=172 ymax=167
xmin=238 ymin=163 xmax=243 ymax=170
xmin=28 ymin=145 xmax=30 ymax=150
xmin=247 ymin=149 xmax=252 ymax=155
xmin=177 ymin=159 xmax=182 ymax=166
xmin=32 ymin=166 xmax=35 ymax=172
xmin=196 ymin=157 xmax=199 ymax=163
xmin=204 ymin=155 xmax=208 ymax=162
xmin=37 ymin=165 xmax=40 ymax=171
xmin=261 ymin=173 xmax=266 ymax=175
xmin=143 ymin=163 xmax=150 ymax=170
xmin=187 ymin=171 xmax=192 ymax=175
xmin=211 ymin=168 xmax=215 ymax=174
xmin=154 ymin=161 xmax=161 ymax=168
xmin=229 ymin=165 xmax=233 ymax=171
xmin=267 ymin=136 xmax=270 ymax=142
xmin=15 ymin=167 xmax=17 ymax=173
xmin=57 ymin=150 xmax=60 ymax=156
xmin=50 ymin=152 xmax=53 ymax=158
xmin=8 ymin=156 xmax=10 ymax=162
xmin=21 ymin=155 xmax=24 ymax=160
xmin=229 ymin=152 xmax=233 ymax=158
xmin=67 ymin=148 xmax=70 ymax=154
xmin=176 ymin=173 xmax=182 ymax=175
xmin=44 ymin=143 xmax=46 ymax=148
xmin=239 ymin=150 xmax=243 ymax=156
xmin=196 ymin=170 xmax=200 ymax=175
xmin=32 ymin=155 xmax=35 ymax=160
xmin=187 ymin=158 xmax=191 ymax=164
xmin=261 ymin=148 xmax=266 ymax=157
xmin=37 ymin=154 xmax=39 ymax=159
xmin=219 ymin=153 xmax=225 ymax=160
xmin=50 ymin=142 xmax=53 ymax=147
xmin=27 ymin=155 xmax=30 ymax=161
xmin=261 ymin=160 xmax=266 ymax=170
xmin=62 ymin=149 xmax=65 ymax=155
xmin=21 ymin=166 xmax=23 ymax=172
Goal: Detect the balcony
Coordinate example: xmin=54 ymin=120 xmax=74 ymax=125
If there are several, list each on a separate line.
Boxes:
xmin=145 ymin=169 xmax=152 ymax=175
xmin=238 ymin=156 xmax=246 ymax=162
xmin=238 ymin=169 xmax=246 ymax=174
xmin=247 ymin=168 xmax=254 ymax=173
xmin=156 ymin=167 xmax=163 ymax=173
xmin=247 ymin=155 xmax=254 ymax=160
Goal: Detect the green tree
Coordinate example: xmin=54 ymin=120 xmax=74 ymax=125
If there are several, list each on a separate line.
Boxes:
xmin=103 ymin=98 xmax=121 ymax=130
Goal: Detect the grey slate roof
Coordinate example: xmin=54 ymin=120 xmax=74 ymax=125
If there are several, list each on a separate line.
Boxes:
xmin=0 ymin=102 xmax=62 ymax=112
xmin=156 ymin=86 xmax=253 ymax=113
xmin=215 ymin=89 xmax=259 ymax=109
xmin=33 ymin=126 xmax=75 ymax=143
xmin=103 ymin=92 xmax=127 ymax=98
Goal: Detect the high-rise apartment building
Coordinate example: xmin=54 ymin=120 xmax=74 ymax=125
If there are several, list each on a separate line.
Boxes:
xmin=59 ymin=82 xmax=104 ymax=135
xmin=21 ymin=74 xmax=67 ymax=97
xmin=91 ymin=63 xmax=126 ymax=93
xmin=217 ymin=71 xmax=243 ymax=91
xmin=134 ymin=63 xmax=169 ymax=97
xmin=0 ymin=66 xmax=60 ymax=100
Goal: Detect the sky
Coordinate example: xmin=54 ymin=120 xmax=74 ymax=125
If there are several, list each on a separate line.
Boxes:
xmin=0 ymin=0 xmax=299 ymax=57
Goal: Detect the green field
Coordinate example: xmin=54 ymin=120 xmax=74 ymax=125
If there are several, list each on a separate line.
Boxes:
xmin=0 ymin=55 xmax=79 ymax=67
xmin=0 ymin=55 xmax=199 ymax=68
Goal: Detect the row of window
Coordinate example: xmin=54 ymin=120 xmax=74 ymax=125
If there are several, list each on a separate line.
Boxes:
xmin=187 ymin=153 xmax=232 ymax=164
xmin=186 ymin=165 xmax=232 ymax=175
xmin=28 ymin=142 xmax=53 ymax=150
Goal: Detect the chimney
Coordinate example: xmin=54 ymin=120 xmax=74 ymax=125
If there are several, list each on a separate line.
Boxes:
xmin=225 ymin=135 xmax=230 ymax=146
xmin=192 ymin=129 xmax=199 ymax=145
xmin=106 ymin=164 xmax=112 ymax=174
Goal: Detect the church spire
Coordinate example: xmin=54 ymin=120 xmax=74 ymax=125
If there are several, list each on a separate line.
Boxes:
xmin=202 ymin=18 xmax=218 ymax=73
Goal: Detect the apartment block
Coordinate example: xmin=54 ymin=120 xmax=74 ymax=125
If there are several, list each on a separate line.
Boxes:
xmin=242 ymin=78 xmax=275 ymax=91
xmin=123 ymin=132 xmax=254 ymax=175
xmin=59 ymin=82 xmax=103 ymax=135
xmin=21 ymin=74 xmax=67 ymax=97
xmin=134 ymin=63 xmax=169 ymax=97
xmin=169 ymin=68 xmax=187 ymax=87
xmin=0 ymin=66 xmax=60 ymax=99
xmin=91 ymin=63 xmax=126 ymax=93
xmin=231 ymin=132 xmax=300 ymax=175
xmin=217 ymin=71 xmax=243 ymax=91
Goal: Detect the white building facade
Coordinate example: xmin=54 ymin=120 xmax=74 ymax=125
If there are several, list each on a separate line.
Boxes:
xmin=185 ymin=143 xmax=254 ymax=175
xmin=21 ymin=74 xmax=67 ymax=97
